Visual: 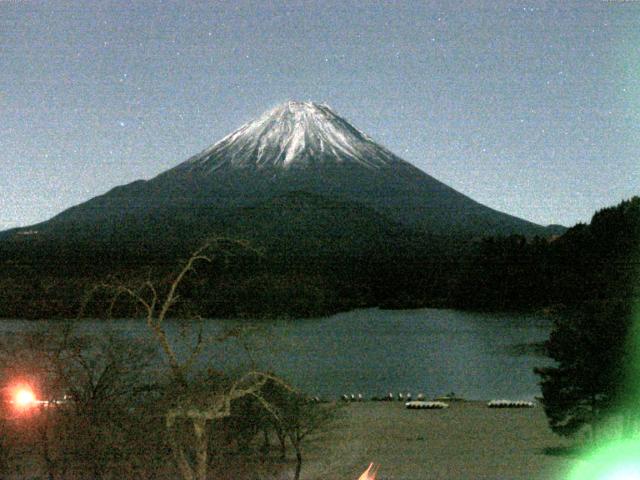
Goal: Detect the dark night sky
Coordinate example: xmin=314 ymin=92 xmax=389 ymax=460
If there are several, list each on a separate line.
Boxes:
xmin=1 ymin=0 xmax=639 ymax=229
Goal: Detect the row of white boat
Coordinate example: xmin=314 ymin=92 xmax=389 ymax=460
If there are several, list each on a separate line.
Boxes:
xmin=406 ymin=399 xmax=535 ymax=409
xmin=342 ymin=393 xmax=430 ymax=402
xmin=338 ymin=394 xmax=535 ymax=409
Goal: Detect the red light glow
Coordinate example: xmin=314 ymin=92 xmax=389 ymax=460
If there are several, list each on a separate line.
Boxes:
xmin=15 ymin=388 xmax=36 ymax=407
xmin=9 ymin=385 xmax=38 ymax=410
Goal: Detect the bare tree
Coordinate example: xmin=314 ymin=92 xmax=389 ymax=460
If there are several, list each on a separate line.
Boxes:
xmin=0 ymin=325 xmax=76 ymax=480
xmin=261 ymin=381 xmax=338 ymax=480
xmin=84 ymin=239 xmax=290 ymax=480
xmin=0 ymin=324 xmax=162 ymax=480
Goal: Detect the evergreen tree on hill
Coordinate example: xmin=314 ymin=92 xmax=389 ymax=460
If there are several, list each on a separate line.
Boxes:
xmin=535 ymin=300 xmax=632 ymax=438
xmin=535 ymin=197 xmax=640 ymax=439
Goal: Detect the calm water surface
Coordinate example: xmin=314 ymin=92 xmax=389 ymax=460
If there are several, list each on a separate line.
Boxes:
xmin=1 ymin=308 xmax=552 ymax=400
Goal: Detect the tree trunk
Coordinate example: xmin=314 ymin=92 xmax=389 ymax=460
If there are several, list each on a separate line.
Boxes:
xmin=166 ymin=416 xmax=195 ymax=480
xmin=261 ymin=428 xmax=270 ymax=455
xmin=276 ymin=428 xmax=287 ymax=460
xmin=193 ymin=417 xmax=208 ymax=480
xmin=40 ymin=414 xmax=55 ymax=480
xmin=293 ymin=448 xmax=302 ymax=480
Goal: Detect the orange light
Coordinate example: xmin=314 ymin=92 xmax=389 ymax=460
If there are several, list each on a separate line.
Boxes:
xmin=357 ymin=463 xmax=379 ymax=480
xmin=14 ymin=388 xmax=36 ymax=407
xmin=9 ymin=385 xmax=38 ymax=410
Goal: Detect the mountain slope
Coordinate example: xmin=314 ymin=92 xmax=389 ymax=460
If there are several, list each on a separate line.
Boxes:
xmin=2 ymin=101 xmax=561 ymax=242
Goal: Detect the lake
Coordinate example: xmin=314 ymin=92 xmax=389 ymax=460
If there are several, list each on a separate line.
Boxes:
xmin=0 ymin=308 xmax=552 ymax=401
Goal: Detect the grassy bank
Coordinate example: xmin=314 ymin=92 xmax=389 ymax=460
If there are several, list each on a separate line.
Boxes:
xmin=300 ymin=401 xmax=575 ymax=480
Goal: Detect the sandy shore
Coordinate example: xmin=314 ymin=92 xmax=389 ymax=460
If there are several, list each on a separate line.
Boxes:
xmin=300 ymin=400 xmax=575 ymax=480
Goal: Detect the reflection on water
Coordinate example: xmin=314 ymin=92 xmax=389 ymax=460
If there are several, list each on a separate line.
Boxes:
xmin=0 ymin=308 xmax=552 ymax=400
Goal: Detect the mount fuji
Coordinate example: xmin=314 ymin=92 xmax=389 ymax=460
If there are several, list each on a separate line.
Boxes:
xmin=3 ymin=101 xmax=561 ymax=247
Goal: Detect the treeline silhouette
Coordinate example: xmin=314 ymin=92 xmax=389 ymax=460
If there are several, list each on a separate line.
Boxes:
xmin=0 ymin=196 xmax=637 ymax=319
xmin=450 ymin=196 xmax=639 ymax=310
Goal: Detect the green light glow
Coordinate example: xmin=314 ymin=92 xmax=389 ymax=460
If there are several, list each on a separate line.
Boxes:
xmin=568 ymin=439 xmax=640 ymax=480
xmin=567 ymin=214 xmax=640 ymax=477
xmin=555 ymin=22 xmax=640 ymax=477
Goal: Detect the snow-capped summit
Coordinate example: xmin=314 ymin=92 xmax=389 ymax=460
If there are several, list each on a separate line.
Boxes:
xmin=182 ymin=101 xmax=398 ymax=172
xmin=5 ymin=101 xmax=559 ymax=241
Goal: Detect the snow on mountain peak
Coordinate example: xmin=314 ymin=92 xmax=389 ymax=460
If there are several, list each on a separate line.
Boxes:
xmin=183 ymin=101 xmax=399 ymax=173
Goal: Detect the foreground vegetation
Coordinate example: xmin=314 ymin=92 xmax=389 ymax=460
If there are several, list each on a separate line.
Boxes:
xmin=0 ymin=244 xmax=338 ymax=480
xmin=0 ymin=326 xmax=337 ymax=479
xmin=0 ymin=361 xmax=575 ymax=480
